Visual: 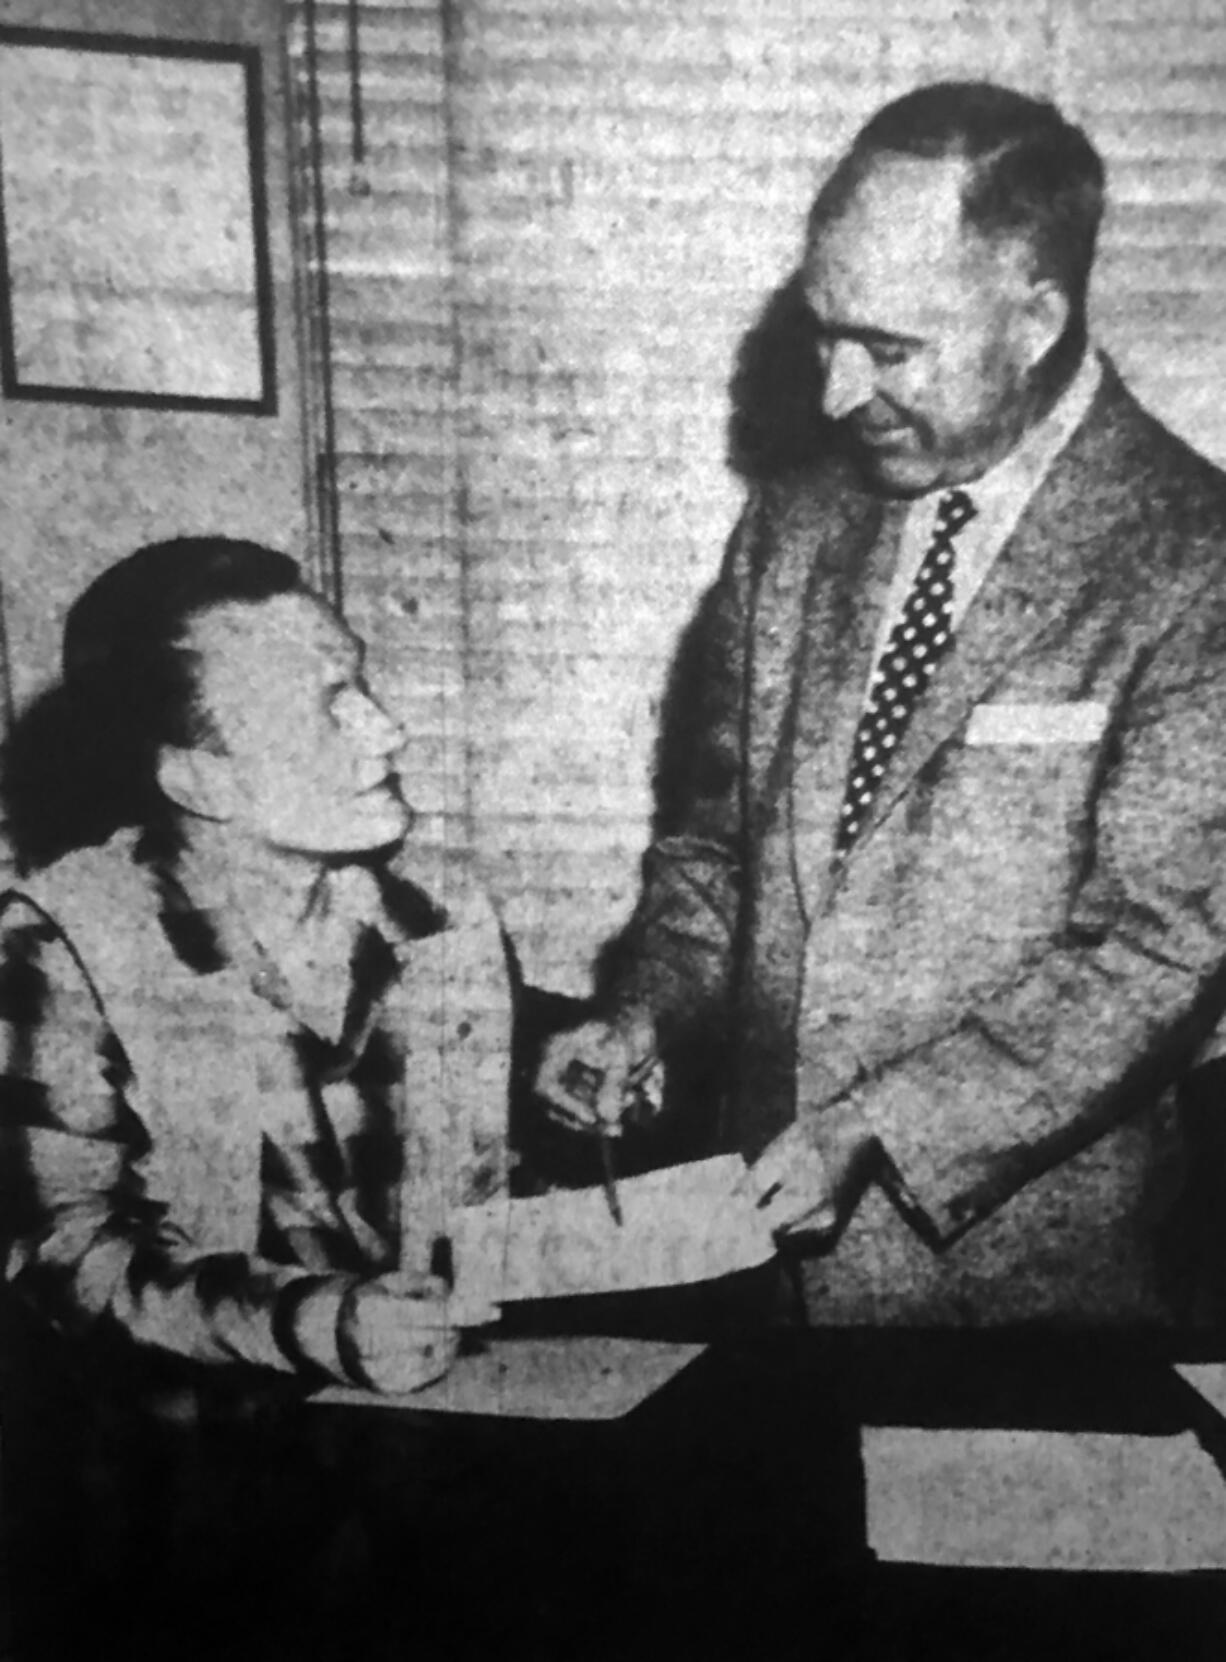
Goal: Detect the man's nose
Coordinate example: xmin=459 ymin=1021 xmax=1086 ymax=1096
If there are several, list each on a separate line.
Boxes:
xmin=821 ymin=339 xmax=876 ymax=421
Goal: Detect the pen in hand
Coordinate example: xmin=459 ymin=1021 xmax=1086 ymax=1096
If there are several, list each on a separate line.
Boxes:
xmin=597 ymin=1128 xmax=624 ymax=1227
xmin=560 ymin=1057 xmax=625 ymax=1226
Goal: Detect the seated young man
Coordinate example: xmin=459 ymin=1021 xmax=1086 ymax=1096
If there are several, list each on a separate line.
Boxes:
xmin=0 ymin=536 xmax=511 ymax=1391
xmin=0 ymin=538 xmax=524 ymax=1651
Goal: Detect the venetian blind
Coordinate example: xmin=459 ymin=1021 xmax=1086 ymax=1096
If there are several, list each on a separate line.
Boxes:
xmin=287 ymin=0 xmax=1226 ymax=991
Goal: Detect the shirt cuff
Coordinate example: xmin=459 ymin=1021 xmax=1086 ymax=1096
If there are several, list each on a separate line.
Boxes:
xmin=274 ymin=1276 xmax=359 ymax=1385
xmin=796 ymin=1095 xmax=877 ymax=1172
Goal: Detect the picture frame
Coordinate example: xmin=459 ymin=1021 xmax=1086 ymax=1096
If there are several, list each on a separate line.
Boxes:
xmin=0 ymin=26 xmax=276 ymax=414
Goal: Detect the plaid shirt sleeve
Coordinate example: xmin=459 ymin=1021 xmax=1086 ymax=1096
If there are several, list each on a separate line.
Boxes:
xmin=0 ymin=896 xmax=361 ymax=1384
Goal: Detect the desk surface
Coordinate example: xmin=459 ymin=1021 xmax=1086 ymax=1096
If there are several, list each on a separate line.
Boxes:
xmin=311 ymin=1334 xmax=705 ymax=1421
xmin=310 ymin=1332 xmax=1226 ymax=1427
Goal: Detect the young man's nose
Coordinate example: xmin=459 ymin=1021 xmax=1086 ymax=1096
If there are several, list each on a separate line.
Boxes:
xmin=820 ymin=339 xmax=877 ymax=421
xmin=345 ymin=689 xmax=406 ymax=756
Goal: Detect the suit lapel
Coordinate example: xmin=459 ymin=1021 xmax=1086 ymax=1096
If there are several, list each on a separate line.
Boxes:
xmin=846 ymin=372 xmax=1135 ymax=857
xmin=767 ymin=468 xmax=895 ymax=922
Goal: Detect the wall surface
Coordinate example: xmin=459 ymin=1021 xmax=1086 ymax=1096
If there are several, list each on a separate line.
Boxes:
xmin=294 ymin=0 xmax=1226 ymax=994
xmin=0 ymin=0 xmax=307 ymax=712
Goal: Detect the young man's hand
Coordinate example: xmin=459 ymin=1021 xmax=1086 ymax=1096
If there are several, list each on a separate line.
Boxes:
xmin=348 ymin=1278 xmax=459 ymax=1393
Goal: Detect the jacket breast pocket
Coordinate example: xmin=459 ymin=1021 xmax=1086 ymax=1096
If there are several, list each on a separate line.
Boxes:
xmin=924 ymin=737 xmax=1102 ymax=936
xmin=965 ymin=699 xmax=1109 ymax=747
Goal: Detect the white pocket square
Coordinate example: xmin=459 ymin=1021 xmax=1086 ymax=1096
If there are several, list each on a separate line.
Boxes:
xmin=965 ymin=700 xmax=1108 ymax=746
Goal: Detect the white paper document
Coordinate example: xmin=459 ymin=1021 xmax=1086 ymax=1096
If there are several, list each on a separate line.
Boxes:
xmin=313 ymin=1335 xmax=706 ymax=1421
xmin=447 ymin=1154 xmax=776 ymax=1309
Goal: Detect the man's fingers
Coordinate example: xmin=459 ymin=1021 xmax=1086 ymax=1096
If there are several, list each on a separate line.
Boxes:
xmin=536 ymin=1025 xmax=640 ymax=1130
xmin=741 ymin=1127 xmax=837 ymax=1232
xmin=756 ymin=1184 xmax=839 ymax=1240
xmin=540 ymin=1073 xmax=606 ymax=1128
xmin=594 ymin=1061 xmax=630 ymax=1132
xmin=535 ymin=1032 xmax=605 ymax=1122
xmin=776 ymin=1200 xmax=839 ymax=1238
xmin=536 ymin=1071 xmax=600 ymax=1126
xmin=752 ymin=1129 xmax=883 ymax=1241
xmin=744 ymin=1127 xmax=808 ymax=1198
xmin=544 ymin=1059 xmax=627 ymax=1134
xmin=534 ymin=1058 xmax=594 ymax=1124
xmin=744 ymin=1146 xmax=785 ymax=1196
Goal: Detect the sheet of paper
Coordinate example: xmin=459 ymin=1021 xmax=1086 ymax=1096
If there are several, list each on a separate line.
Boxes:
xmin=447 ymin=1153 xmax=775 ymax=1309
xmin=1176 ymin=1363 xmax=1226 ymax=1420
xmin=312 ymin=1335 xmax=706 ymax=1421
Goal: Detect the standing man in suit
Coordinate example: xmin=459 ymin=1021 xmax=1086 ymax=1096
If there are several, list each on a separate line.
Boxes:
xmin=538 ymin=79 xmax=1226 ymax=1330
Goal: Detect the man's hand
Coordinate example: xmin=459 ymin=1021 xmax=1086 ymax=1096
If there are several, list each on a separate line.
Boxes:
xmin=347 ymin=1277 xmax=460 ymax=1394
xmin=534 ymin=1006 xmax=659 ymax=1136
xmin=746 ymin=1117 xmax=881 ymax=1240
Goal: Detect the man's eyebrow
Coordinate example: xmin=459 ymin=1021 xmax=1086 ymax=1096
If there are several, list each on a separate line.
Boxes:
xmin=811 ymin=320 xmax=925 ymax=350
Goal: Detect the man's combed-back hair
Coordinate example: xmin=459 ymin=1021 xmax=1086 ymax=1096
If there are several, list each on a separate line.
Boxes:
xmin=810 ymin=81 xmax=1106 ymax=388
xmin=2 ymin=537 xmax=302 ymax=868
xmin=857 ymin=83 xmax=1104 ymax=306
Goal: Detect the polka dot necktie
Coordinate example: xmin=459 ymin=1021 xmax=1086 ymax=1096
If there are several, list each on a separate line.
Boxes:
xmin=835 ymin=487 xmax=977 ymax=854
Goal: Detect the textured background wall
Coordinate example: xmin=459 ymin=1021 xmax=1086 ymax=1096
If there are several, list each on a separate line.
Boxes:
xmin=292 ymin=0 xmax=1226 ymax=996
xmin=0 ymin=0 xmax=305 ymax=712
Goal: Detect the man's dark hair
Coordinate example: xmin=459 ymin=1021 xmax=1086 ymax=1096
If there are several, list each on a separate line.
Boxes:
xmin=810 ymin=81 xmax=1106 ymax=392
xmin=2 ymin=537 xmax=302 ymax=867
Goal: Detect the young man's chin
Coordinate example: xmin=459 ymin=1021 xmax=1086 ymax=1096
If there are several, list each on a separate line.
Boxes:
xmin=347 ymin=807 xmax=413 ymax=855
xmin=265 ymin=809 xmax=413 ymax=861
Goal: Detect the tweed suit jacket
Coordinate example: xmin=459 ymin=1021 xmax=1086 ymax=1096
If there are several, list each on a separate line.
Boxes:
xmin=619 ymin=357 xmax=1226 ymax=1325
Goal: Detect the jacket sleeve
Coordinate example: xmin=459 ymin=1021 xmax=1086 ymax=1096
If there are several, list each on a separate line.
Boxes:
xmin=0 ymin=900 xmax=363 ymax=1383
xmin=836 ymin=584 xmax=1226 ymax=1243
xmin=606 ymin=492 xmax=765 ymax=1039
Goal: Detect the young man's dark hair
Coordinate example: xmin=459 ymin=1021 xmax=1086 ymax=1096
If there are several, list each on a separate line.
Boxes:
xmin=2 ymin=537 xmax=301 ymax=866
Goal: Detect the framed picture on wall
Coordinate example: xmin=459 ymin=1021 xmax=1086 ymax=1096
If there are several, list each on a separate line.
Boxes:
xmin=0 ymin=27 xmax=276 ymax=413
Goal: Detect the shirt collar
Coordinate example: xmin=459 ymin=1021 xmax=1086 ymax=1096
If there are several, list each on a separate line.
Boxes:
xmin=959 ymin=347 xmax=1102 ymax=519
xmin=146 ymin=837 xmax=392 ymax=1046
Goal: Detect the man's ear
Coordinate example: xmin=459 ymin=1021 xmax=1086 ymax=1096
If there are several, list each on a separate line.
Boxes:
xmin=156 ymin=746 xmax=236 ymax=822
xmin=1013 ymin=277 xmax=1069 ymax=373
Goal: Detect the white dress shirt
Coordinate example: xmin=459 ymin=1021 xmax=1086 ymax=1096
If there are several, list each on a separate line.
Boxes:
xmin=865 ymin=350 xmax=1103 ymax=690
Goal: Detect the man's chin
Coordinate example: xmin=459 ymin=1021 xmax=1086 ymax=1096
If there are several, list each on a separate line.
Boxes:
xmin=853 ymin=448 xmax=939 ymax=498
xmin=839 ymin=429 xmax=934 ymax=497
xmin=353 ymin=784 xmax=414 ymax=848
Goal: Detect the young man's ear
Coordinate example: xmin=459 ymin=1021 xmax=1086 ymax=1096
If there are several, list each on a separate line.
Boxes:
xmin=156 ymin=747 xmax=236 ymax=822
